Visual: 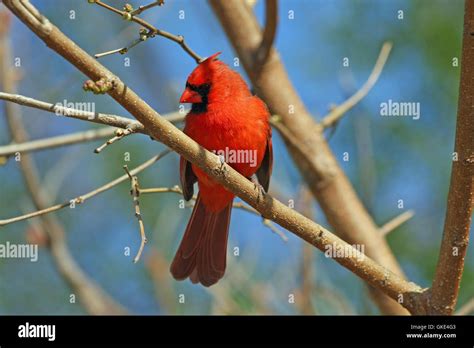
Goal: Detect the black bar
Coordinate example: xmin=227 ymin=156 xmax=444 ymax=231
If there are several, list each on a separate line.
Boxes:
xmin=0 ymin=315 xmax=472 ymax=346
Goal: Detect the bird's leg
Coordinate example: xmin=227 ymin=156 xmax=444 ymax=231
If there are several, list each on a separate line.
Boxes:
xmin=249 ymin=174 xmax=266 ymax=206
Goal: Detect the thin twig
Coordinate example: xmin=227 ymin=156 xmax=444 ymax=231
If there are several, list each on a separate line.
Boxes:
xmin=0 ymin=92 xmax=144 ymax=130
xmin=94 ymin=47 xmax=127 ymax=59
xmin=93 ymin=0 xmax=123 ymax=16
xmin=0 ymin=126 xmax=117 ymax=157
xmin=379 ymin=210 xmax=415 ymax=237
xmin=262 ymin=218 xmax=288 ymax=241
xmin=94 ymin=127 xmax=134 ymax=154
xmin=140 ymin=186 xmax=288 ymax=242
xmin=124 ymin=165 xmax=147 ymax=263
xmin=93 ymin=0 xmax=202 ymax=63
xmin=0 ymin=150 xmax=171 ymax=227
xmin=320 ymin=42 xmax=393 ymax=128
xmin=0 ymin=92 xmax=185 ymax=157
xmin=130 ymin=1 xmax=164 ymax=16
xmin=139 ymin=186 xmax=182 ymax=195
xmin=0 ymin=92 xmax=185 ymax=133
xmin=95 ymin=27 xmax=154 ymax=59
xmin=94 ymin=37 xmax=142 ymax=59
xmin=231 ymin=201 xmax=287 ymax=241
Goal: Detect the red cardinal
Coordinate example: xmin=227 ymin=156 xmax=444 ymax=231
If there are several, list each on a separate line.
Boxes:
xmin=170 ymin=52 xmax=273 ymax=287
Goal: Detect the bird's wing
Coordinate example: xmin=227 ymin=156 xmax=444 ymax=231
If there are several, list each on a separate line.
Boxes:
xmin=180 ymin=156 xmax=197 ymax=201
xmin=256 ymin=134 xmax=273 ymax=193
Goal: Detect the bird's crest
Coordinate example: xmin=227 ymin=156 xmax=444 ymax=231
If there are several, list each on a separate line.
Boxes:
xmin=187 ymin=52 xmax=223 ymax=86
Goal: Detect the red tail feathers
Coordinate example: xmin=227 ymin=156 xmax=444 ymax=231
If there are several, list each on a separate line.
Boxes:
xmin=170 ymin=194 xmax=232 ymax=287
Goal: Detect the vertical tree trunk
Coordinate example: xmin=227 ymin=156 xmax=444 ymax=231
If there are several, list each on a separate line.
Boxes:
xmin=430 ymin=0 xmax=474 ymax=315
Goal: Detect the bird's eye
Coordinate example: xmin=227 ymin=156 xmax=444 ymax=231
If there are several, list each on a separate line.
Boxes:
xmin=186 ymin=83 xmax=211 ymax=97
xmin=196 ymin=83 xmax=210 ymax=95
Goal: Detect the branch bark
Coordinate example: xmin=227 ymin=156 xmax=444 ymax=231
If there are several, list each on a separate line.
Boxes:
xmin=430 ymin=0 xmax=474 ymax=315
xmin=209 ymin=0 xmax=408 ymax=314
xmin=255 ymin=0 xmax=277 ymax=69
xmin=0 ymin=92 xmax=184 ymax=156
xmin=2 ymin=0 xmax=427 ymax=314
xmin=93 ymin=0 xmax=202 ymax=63
xmin=0 ymin=92 xmax=184 ymax=133
xmin=0 ymin=126 xmax=117 ymax=157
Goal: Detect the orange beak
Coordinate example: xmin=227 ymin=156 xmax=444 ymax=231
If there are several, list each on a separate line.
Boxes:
xmin=179 ymin=88 xmax=202 ymax=104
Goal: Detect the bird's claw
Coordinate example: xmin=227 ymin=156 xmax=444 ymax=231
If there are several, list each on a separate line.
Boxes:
xmin=249 ymin=175 xmax=266 ymax=206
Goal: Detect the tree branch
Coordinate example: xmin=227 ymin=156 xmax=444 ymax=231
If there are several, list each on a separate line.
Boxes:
xmin=130 ymin=1 xmax=164 ymax=16
xmin=123 ymin=165 xmax=148 ymax=263
xmin=209 ymin=0 xmax=408 ymax=314
xmin=139 ymin=185 xmax=288 ymax=242
xmin=0 ymin=92 xmax=185 ymax=156
xmin=0 ymin=92 xmax=185 ymax=133
xmin=2 ymin=0 xmax=426 ymax=314
xmin=379 ymin=210 xmax=415 ymax=237
xmin=0 ymin=150 xmax=171 ymax=226
xmin=92 ymin=0 xmax=202 ymax=63
xmin=320 ymin=42 xmax=392 ymax=128
xmin=0 ymin=95 xmax=282 ymax=157
xmin=430 ymin=0 xmax=474 ymax=315
xmin=0 ymin=126 xmax=116 ymax=157
xmin=94 ymin=127 xmax=134 ymax=153
xmin=256 ymin=0 xmax=277 ymax=69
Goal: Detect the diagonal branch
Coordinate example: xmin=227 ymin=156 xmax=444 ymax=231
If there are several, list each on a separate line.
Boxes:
xmin=0 ymin=92 xmax=185 ymax=157
xmin=94 ymin=127 xmax=134 ymax=153
xmin=0 ymin=126 xmax=117 ymax=157
xmin=139 ymin=185 xmax=288 ymax=242
xmin=430 ymin=0 xmax=474 ymax=315
xmin=0 ymin=92 xmax=185 ymax=133
xmin=92 ymin=0 xmax=202 ymax=63
xmin=2 ymin=0 xmax=427 ymax=314
xmin=0 ymin=150 xmax=171 ymax=226
xmin=379 ymin=210 xmax=415 ymax=237
xmin=130 ymin=1 xmax=164 ymax=16
xmin=321 ymin=42 xmax=392 ymax=128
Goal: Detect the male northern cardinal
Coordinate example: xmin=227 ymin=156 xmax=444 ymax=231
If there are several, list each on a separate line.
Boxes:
xmin=170 ymin=52 xmax=273 ymax=287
